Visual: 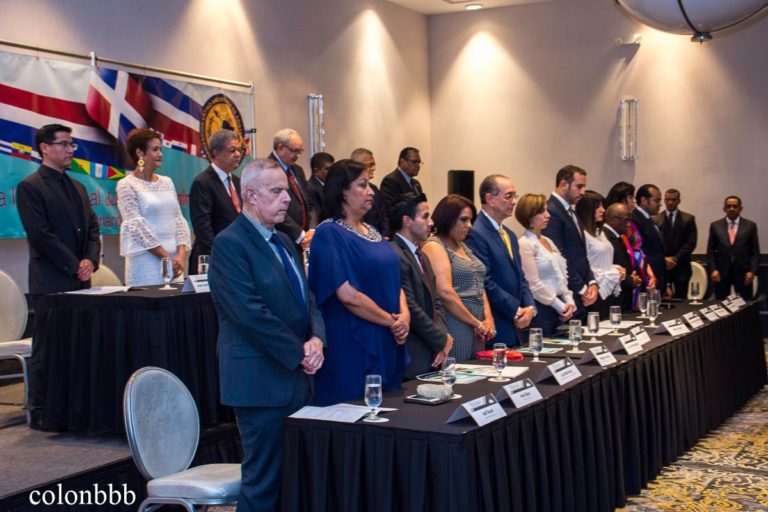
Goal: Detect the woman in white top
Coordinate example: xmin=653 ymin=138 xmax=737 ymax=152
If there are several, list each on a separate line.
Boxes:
xmin=575 ymin=190 xmax=626 ymax=317
xmin=117 ymin=128 xmax=191 ymax=286
xmin=515 ymin=194 xmax=576 ymax=336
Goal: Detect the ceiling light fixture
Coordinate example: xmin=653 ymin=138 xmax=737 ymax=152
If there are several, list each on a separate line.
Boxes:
xmin=465 ymin=4 xmax=483 ymax=10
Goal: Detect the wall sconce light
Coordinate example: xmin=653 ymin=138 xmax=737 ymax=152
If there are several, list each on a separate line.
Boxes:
xmin=619 ymin=97 xmax=638 ymax=160
xmin=307 ymin=93 xmax=325 ymax=156
xmin=614 ymin=33 xmax=643 ymax=46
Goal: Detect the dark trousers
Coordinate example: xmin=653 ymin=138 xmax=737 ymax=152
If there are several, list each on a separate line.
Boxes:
xmin=234 ymin=381 xmax=309 ymax=512
xmin=531 ymin=303 xmax=561 ymax=337
xmin=714 ymin=267 xmax=754 ymax=300
xmin=667 ymin=264 xmax=692 ymax=299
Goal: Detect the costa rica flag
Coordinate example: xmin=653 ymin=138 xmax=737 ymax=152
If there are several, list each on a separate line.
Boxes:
xmin=85 ymin=68 xmax=152 ymax=144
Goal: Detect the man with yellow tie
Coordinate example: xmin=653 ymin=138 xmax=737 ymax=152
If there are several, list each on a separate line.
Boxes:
xmin=466 ymin=175 xmax=536 ymax=347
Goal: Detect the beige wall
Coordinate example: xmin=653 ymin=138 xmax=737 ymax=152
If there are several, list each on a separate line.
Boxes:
xmin=0 ymin=0 xmax=432 ymax=289
xmin=428 ymin=0 xmax=768 ymax=251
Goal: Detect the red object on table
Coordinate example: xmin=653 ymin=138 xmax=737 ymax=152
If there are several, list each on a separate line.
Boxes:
xmin=475 ymin=349 xmax=524 ymax=361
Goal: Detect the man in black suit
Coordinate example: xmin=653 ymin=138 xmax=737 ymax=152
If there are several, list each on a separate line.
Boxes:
xmin=269 ymin=128 xmax=313 ymax=252
xmin=189 ymin=129 xmax=243 ymax=274
xmin=541 ymin=165 xmax=598 ymax=318
xmin=655 ymin=188 xmax=697 ymax=299
xmin=389 ymin=193 xmax=452 ymax=379
xmin=306 ymin=152 xmax=334 ymax=228
xmin=380 ymin=147 xmax=425 ymax=212
xmin=604 ymin=203 xmax=642 ymax=311
xmin=17 ymin=123 xmax=101 ymax=428
xmin=209 ymin=158 xmax=325 ymax=512
xmin=632 ymin=184 xmax=666 ymax=295
xmin=350 ymin=147 xmax=388 ymax=235
xmin=706 ymin=195 xmax=760 ymax=299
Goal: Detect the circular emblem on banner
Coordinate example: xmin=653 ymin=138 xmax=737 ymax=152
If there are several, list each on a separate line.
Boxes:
xmin=200 ymin=94 xmax=245 ymax=160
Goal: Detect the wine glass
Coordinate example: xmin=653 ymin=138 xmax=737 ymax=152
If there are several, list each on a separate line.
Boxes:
xmin=441 ymin=357 xmax=461 ymax=399
xmin=160 ymin=257 xmax=176 ymax=290
xmin=489 ymin=343 xmax=510 ymax=383
xmin=586 ymin=312 xmax=601 ymax=343
xmin=638 ymin=292 xmax=649 ymax=318
xmin=689 ymin=281 xmax=702 ymax=305
xmin=529 ymin=328 xmax=545 ymax=363
xmin=362 ymin=374 xmax=388 ymax=423
xmin=567 ymin=319 xmax=584 ymax=354
xmin=197 ymin=255 xmax=210 ymax=275
xmin=608 ymin=305 xmax=622 ymax=335
xmin=647 ymin=299 xmax=659 ymax=327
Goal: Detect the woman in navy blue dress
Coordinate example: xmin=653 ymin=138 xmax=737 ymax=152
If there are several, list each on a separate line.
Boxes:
xmin=309 ymin=159 xmax=410 ymax=406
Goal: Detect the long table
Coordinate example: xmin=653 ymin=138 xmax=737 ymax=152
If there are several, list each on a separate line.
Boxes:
xmin=30 ymin=287 xmax=230 ymax=434
xmin=280 ymin=301 xmax=766 ymax=512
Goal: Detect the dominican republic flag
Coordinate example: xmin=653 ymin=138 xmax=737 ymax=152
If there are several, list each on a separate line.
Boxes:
xmin=143 ymin=77 xmax=203 ymax=157
xmin=86 ymin=68 xmax=152 ymax=145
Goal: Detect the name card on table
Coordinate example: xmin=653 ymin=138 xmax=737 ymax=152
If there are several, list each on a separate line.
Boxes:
xmin=629 ymin=325 xmax=651 ymax=345
xmin=578 ymin=345 xmax=618 ymax=367
xmin=700 ymin=307 xmax=720 ymax=322
xmin=181 ymin=274 xmax=210 ymax=293
xmin=713 ymin=304 xmax=731 ymax=318
xmin=683 ymin=311 xmax=704 ymax=329
xmin=722 ymin=298 xmax=741 ymax=313
xmin=446 ymin=393 xmax=507 ymax=426
xmin=730 ymin=294 xmax=747 ymax=308
xmin=535 ymin=357 xmax=582 ymax=386
xmin=660 ymin=319 xmax=692 ymax=337
xmin=496 ymin=378 xmax=544 ymax=408
xmin=616 ymin=334 xmax=643 ymax=355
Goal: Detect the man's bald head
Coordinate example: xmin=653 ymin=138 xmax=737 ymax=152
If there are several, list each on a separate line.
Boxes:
xmin=605 ymin=203 xmax=631 ymax=235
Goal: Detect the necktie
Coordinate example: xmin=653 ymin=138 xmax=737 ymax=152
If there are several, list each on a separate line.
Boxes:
xmin=568 ymin=207 xmax=583 ymax=239
xmin=227 ymin=176 xmax=241 ymax=213
xmin=285 ymin=167 xmax=308 ymax=230
xmin=728 ymin=221 xmax=737 ymax=244
xmin=498 ymin=228 xmax=515 ymax=260
xmin=269 ymin=233 xmax=306 ymax=311
xmin=415 ymin=249 xmax=438 ymax=321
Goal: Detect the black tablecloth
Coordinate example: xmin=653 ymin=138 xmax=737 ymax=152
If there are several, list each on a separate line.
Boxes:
xmin=30 ymin=287 xmax=230 ymax=434
xmin=281 ymin=301 xmax=767 ymax=512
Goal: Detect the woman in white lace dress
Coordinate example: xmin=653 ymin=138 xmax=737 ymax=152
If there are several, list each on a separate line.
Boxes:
xmin=515 ymin=194 xmax=577 ymax=336
xmin=117 ymin=129 xmax=191 ymax=286
xmin=575 ymin=190 xmax=626 ymax=317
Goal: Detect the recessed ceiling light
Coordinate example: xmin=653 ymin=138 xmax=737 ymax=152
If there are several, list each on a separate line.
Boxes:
xmin=465 ymin=3 xmax=483 ymax=10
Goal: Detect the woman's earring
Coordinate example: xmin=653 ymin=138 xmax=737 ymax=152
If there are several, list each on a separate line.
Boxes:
xmin=137 ymin=157 xmax=145 ymax=173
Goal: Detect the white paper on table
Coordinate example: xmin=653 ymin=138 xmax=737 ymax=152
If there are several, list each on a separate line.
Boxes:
xmin=599 ymin=320 xmax=641 ymax=329
xmin=65 ymin=286 xmax=131 ymax=295
xmin=581 ymin=327 xmax=616 ymax=337
xmin=289 ymin=403 xmax=397 ymax=423
xmin=502 ymin=366 xmax=529 ymax=379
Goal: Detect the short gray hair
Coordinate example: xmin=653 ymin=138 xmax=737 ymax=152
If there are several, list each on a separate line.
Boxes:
xmin=208 ymin=129 xmax=239 ymax=156
xmin=241 ymin=158 xmax=281 ymax=193
xmin=350 ymin=147 xmax=373 ymax=161
xmin=273 ymin=128 xmax=300 ymax=149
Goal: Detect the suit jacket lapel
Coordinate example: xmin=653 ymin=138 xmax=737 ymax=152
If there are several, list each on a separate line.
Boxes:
xmin=208 ymin=167 xmax=238 ymax=217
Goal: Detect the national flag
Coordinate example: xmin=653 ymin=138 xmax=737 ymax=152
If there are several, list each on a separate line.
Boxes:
xmin=0 ymin=139 xmax=38 ymax=161
xmin=142 ymin=77 xmax=202 ymax=156
xmin=85 ymin=68 xmax=152 ymax=145
xmin=71 ymin=157 xmax=126 ymax=180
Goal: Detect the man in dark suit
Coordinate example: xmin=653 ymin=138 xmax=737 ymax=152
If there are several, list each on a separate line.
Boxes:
xmin=208 ymin=158 xmax=325 ymax=512
xmin=706 ymin=195 xmax=760 ymax=299
xmin=350 ymin=147 xmax=388 ymax=235
xmin=655 ymin=188 xmax=697 ymax=299
xmin=268 ymin=128 xmax=313 ymax=252
xmin=632 ymin=184 xmax=667 ymax=294
xmin=306 ymin=151 xmax=334 ymax=228
xmin=604 ymin=203 xmax=642 ymax=311
xmin=189 ymin=129 xmax=243 ymax=274
xmin=380 ymin=147 xmax=425 ymax=212
xmin=541 ymin=165 xmax=598 ymax=318
xmin=17 ymin=123 xmax=101 ymax=429
xmin=389 ymin=193 xmax=452 ymax=378
xmin=466 ymin=175 xmax=535 ymax=347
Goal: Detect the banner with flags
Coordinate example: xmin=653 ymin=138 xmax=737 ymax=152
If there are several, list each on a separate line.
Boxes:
xmin=0 ymin=50 xmax=253 ymax=238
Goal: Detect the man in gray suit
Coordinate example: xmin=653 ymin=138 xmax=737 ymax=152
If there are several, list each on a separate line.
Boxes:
xmin=389 ymin=193 xmax=452 ymax=379
xmin=208 ymin=158 xmax=325 ymax=512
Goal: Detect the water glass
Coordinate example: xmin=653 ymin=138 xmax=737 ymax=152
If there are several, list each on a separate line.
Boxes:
xmin=609 ymin=306 xmax=622 ymax=335
xmin=647 ymin=300 xmax=659 ymax=327
xmin=638 ymin=292 xmax=649 ymax=318
xmin=362 ymin=374 xmax=388 ymax=422
xmin=586 ymin=312 xmax=600 ymax=343
xmin=441 ymin=357 xmax=461 ymax=399
xmin=689 ymin=281 xmax=702 ymax=305
xmin=568 ymin=319 xmax=584 ymax=354
xmin=650 ymin=289 xmax=662 ymax=315
xmin=490 ymin=343 xmax=510 ymax=382
xmin=198 ymin=255 xmax=210 ymax=275
xmin=529 ymin=328 xmax=544 ymax=363
xmin=160 ymin=257 xmax=175 ymax=290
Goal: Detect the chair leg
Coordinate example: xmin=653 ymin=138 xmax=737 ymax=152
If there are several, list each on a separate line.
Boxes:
xmin=13 ymin=354 xmax=30 ymax=425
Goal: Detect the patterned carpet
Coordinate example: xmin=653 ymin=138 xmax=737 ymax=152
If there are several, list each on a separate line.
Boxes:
xmin=619 ymin=349 xmax=768 ymax=511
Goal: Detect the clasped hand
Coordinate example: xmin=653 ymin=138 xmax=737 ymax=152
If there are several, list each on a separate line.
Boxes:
xmin=301 ymin=337 xmax=324 ymax=375
xmin=390 ymin=312 xmax=409 ymax=345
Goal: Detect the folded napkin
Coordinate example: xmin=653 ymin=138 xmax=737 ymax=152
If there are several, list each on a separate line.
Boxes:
xmin=475 ymin=349 xmax=524 ymax=361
